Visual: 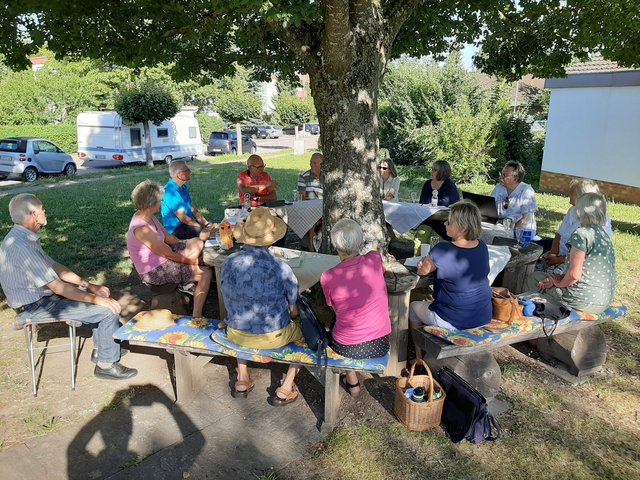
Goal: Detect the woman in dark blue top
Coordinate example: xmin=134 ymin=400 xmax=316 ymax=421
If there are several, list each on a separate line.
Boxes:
xmin=419 ymin=160 xmax=460 ymax=206
xmin=409 ymin=200 xmax=492 ymax=357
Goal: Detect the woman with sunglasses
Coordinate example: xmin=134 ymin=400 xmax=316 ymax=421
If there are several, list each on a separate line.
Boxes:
xmin=409 ymin=200 xmax=492 ymax=357
xmin=491 ymin=161 xmax=538 ymax=230
xmin=378 ymin=159 xmax=400 ymax=201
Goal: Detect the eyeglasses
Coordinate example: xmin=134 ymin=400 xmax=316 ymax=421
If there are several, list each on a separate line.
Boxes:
xmin=251 ymin=164 xmax=265 ymax=169
xmin=378 ymin=166 xmax=389 ymax=171
xmin=500 ymin=172 xmax=516 ymax=179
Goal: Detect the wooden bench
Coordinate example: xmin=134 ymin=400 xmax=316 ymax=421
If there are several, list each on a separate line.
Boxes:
xmin=114 ymin=317 xmax=388 ymax=429
xmin=412 ymin=306 xmax=627 ymax=402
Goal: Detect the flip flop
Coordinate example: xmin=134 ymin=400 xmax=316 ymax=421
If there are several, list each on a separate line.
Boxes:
xmin=342 ymin=376 xmax=361 ymax=397
xmin=270 ymin=386 xmax=299 ymax=407
xmin=234 ymin=379 xmax=255 ymax=398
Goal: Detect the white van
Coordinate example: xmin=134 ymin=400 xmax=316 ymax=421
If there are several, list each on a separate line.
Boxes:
xmin=77 ymin=107 xmax=202 ymax=164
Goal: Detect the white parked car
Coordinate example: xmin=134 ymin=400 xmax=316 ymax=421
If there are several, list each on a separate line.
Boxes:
xmin=0 ymin=137 xmax=76 ymax=182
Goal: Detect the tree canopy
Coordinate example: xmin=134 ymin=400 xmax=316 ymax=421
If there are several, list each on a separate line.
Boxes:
xmin=3 ymin=1 xmax=640 ymax=249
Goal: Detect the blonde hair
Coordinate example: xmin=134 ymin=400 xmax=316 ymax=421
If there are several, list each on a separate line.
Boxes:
xmin=448 ymin=200 xmax=482 ymax=240
xmin=131 ymin=180 xmax=164 ymax=210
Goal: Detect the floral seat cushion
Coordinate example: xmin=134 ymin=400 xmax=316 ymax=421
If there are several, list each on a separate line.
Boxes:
xmin=422 ymin=300 xmax=628 ymax=347
xmin=114 ymin=315 xmax=388 ymax=372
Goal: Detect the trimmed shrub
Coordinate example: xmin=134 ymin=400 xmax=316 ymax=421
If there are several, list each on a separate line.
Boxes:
xmin=0 ymin=125 xmax=77 ymax=152
xmin=196 ymin=112 xmax=225 ymax=143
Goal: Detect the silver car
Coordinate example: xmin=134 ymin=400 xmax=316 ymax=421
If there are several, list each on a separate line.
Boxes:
xmin=0 ymin=137 xmax=77 ymax=182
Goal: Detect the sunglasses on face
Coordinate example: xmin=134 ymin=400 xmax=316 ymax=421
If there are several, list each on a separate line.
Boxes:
xmin=378 ymin=166 xmax=389 ymax=171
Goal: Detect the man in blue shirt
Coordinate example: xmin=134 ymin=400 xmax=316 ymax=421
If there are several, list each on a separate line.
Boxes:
xmin=161 ymin=160 xmax=211 ymax=239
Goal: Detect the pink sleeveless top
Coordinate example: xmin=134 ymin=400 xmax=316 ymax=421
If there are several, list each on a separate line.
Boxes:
xmin=127 ymin=215 xmax=169 ymax=275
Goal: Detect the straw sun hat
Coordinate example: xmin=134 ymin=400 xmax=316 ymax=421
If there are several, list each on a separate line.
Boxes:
xmin=233 ymin=207 xmax=287 ymax=246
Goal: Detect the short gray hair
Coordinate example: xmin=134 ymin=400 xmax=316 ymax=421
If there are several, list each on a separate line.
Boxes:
xmin=168 ymin=160 xmax=188 ymax=178
xmin=574 ymin=192 xmax=607 ymax=226
xmin=330 ymin=219 xmax=363 ymax=256
xmin=448 ymin=199 xmax=482 ymax=240
xmin=431 ymin=160 xmax=452 ymax=181
xmin=131 ymin=180 xmax=164 ymax=210
xmin=569 ymin=178 xmax=601 ymax=197
xmin=504 ymin=161 xmax=526 ymax=182
xmin=8 ymin=193 xmax=42 ymax=224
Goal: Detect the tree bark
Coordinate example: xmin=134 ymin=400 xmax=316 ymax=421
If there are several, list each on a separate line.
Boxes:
xmin=143 ymin=121 xmax=153 ymax=167
xmin=273 ymin=0 xmax=421 ymax=253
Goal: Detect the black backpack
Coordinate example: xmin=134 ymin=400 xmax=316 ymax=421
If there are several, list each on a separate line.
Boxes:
xmin=438 ymin=367 xmax=500 ymax=444
xmin=297 ymin=295 xmax=328 ymax=371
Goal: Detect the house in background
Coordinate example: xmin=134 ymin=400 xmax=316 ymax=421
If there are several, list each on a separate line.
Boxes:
xmin=541 ymin=55 xmax=640 ymax=204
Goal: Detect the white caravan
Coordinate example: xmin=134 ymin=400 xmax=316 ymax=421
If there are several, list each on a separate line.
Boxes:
xmin=77 ymin=107 xmax=202 ymax=164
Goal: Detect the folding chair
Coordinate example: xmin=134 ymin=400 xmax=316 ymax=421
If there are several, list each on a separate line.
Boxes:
xmin=14 ymin=316 xmax=81 ymax=397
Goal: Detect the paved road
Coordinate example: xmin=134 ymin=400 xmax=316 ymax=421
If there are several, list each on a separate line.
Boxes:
xmin=0 ymin=134 xmax=319 ymax=186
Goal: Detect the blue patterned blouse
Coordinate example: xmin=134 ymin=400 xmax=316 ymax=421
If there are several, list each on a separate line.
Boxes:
xmin=220 ymin=246 xmax=299 ymax=334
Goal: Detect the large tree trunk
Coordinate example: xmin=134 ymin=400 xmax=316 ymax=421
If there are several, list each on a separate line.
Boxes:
xmin=143 ymin=121 xmax=153 ymax=167
xmin=311 ymin=61 xmax=387 ymax=253
xmin=277 ymin=0 xmax=418 ymax=253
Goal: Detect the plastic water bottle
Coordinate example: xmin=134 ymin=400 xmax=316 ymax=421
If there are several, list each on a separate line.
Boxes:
xmin=431 ymin=189 xmax=438 ymax=207
xmin=521 ymin=214 xmax=535 ymax=246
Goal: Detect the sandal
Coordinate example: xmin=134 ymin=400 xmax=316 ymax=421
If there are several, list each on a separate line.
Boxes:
xmin=270 ymin=386 xmax=299 ymax=407
xmin=342 ymin=376 xmax=361 ymax=397
xmin=234 ymin=379 xmax=255 ymax=398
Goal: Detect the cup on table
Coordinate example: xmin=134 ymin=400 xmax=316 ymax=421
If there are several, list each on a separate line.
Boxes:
xmin=429 ymin=235 xmax=440 ymax=250
xmin=410 ymin=191 xmax=418 ymax=203
xmin=292 ymin=190 xmax=300 ymax=202
xmin=501 ymin=218 xmax=514 ymax=237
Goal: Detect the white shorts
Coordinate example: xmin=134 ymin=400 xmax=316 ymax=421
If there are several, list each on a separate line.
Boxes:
xmin=409 ymin=301 xmax=457 ymax=331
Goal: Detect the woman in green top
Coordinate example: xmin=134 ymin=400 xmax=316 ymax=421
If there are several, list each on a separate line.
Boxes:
xmin=526 ymin=193 xmax=616 ymax=314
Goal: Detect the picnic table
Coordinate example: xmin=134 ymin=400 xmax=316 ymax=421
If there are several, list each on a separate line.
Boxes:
xmin=274 ymin=199 xmax=449 ymax=239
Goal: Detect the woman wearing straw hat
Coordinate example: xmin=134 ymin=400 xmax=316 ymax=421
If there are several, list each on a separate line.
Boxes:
xmin=220 ymin=207 xmax=303 ymax=406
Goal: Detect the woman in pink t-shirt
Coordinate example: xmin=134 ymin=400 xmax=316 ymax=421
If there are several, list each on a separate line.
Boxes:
xmin=127 ymin=180 xmax=213 ymax=318
xmin=320 ymin=219 xmax=391 ymax=397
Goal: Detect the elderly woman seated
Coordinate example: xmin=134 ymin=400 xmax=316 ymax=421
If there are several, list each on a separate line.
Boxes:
xmin=419 ymin=160 xmax=460 ymax=207
xmin=127 ymin=180 xmax=213 ymax=318
xmin=320 ymin=219 xmax=391 ymax=397
xmin=540 ymin=178 xmax=612 ymax=273
xmin=409 ymin=200 xmax=492 ymax=357
xmin=525 ymin=193 xmax=616 ymax=314
xmin=220 ymin=208 xmax=302 ymax=406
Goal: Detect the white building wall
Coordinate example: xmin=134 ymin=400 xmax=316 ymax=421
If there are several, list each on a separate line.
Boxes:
xmin=542 ymin=86 xmax=640 ymax=188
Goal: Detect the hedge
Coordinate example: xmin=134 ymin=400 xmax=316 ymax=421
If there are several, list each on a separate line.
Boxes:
xmin=0 ymin=125 xmax=77 ymax=153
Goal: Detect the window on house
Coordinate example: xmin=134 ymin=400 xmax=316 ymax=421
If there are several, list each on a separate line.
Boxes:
xmin=157 ymin=128 xmax=169 ymax=138
xmin=189 ymin=127 xmax=197 ymax=139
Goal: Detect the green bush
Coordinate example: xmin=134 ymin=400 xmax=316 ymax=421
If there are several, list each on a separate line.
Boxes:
xmin=196 ymin=112 xmax=224 ymax=143
xmin=0 ymin=125 xmax=77 ymax=152
xmin=491 ymin=115 xmax=545 ymax=185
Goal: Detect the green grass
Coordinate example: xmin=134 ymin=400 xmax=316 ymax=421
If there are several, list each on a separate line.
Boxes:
xmin=0 ymin=158 xmax=638 ymax=477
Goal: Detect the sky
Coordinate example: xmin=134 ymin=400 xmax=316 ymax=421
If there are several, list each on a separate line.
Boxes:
xmin=461 ymin=43 xmax=478 ymax=71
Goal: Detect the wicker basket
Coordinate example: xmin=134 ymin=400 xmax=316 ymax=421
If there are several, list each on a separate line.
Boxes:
xmin=394 ymin=358 xmax=446 ymax=431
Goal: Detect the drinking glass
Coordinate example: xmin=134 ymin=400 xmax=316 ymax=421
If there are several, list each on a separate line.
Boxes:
xmin=292 ymin=190 xmax=300 ymax=202
xmin=429 ymin=235 xmax=440 ymax=250
xmin=501 ymin=218 xmax=514 ymax=238
xmin=410 ymin=191 xmax=418 ymax=203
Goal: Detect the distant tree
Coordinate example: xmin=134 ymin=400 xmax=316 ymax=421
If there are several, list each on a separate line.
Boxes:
xmin=114 ymin=83 xmax=180 ymax=166
xmin=274 ymin=93 xmax=316 ymax=126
